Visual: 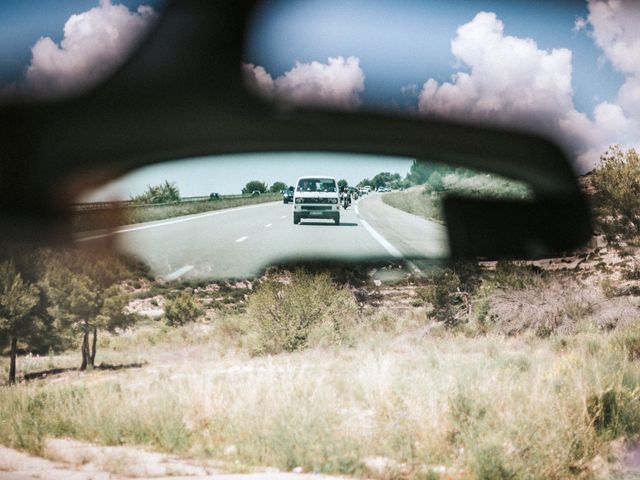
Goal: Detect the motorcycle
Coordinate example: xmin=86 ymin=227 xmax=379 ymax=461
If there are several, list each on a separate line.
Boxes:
xmin=341 ymin=190 xmax=351 ymax=209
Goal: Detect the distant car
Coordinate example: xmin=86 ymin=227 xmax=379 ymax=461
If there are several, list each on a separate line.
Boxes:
xmin=209 ymin=192 xmax=220 ymax=199
xmin=283 ymin=186 xmax=294 ymax=203
xmin=293 ymin=176 xmax=340 ymax=225
xmin=251 ymin=190 xmax=261 ymax=197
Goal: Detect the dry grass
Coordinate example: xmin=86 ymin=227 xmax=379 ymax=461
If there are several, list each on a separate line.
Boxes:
xmin=2 ymin=312 xmax=640 ymax=479
xmin=382 ymin=187 xmax=443 ymax=222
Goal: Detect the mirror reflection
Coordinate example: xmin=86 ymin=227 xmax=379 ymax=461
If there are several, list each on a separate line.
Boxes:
xmin=75 ymin=152 xmax=532 ymax=279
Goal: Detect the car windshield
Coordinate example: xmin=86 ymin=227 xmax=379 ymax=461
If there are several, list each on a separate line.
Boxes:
xmin=296 ymin=178 xmax=337 ymax=192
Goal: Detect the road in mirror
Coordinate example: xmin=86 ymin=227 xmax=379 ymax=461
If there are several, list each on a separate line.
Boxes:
xmin=74 ymin=152 xmax=532 ymax=280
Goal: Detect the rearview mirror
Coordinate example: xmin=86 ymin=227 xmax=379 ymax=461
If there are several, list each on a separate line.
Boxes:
xmin=73 ymin=149 xmax=590 ymax=280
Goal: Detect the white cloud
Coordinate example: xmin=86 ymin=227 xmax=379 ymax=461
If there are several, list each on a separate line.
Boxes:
xmin=418 ymin=12 xmax=574 ymax=126
xmin=586 ymin=0 xmax=640 ymax=75
xmin=243 ymin=56 xmax=365 ymax=109
xmin=416 ymin=9 xmax=640 ymax=172
xmin=23 ymin=0 xmax=157 ymax=97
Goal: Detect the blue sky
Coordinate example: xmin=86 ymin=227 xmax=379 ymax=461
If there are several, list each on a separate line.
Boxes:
xmin=245 ymin=0 xmax=623 ymax=114
xmin=82 ymin=153 xmax=414 ymax=199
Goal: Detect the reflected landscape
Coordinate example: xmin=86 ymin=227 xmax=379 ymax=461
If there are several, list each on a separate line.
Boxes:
xmin=75 ymin=152 xmax=532 ymax=280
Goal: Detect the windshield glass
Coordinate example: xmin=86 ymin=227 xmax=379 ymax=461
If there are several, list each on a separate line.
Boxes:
xmin=296 ymin=178 xmax=337 ymax=192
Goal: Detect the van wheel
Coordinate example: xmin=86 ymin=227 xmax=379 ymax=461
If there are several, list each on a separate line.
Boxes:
xmin=294 ymin=215 xmax=300 ymax=224
xmin=334 ymin=216 xmax=340 ymax=225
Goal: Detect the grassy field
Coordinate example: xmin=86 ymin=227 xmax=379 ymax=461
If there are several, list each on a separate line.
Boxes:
xmin=2 ymin=305 xmax=640 ymax=479
xmin=71 ymin=194 xmax=281 ymax=232
xmin=382 ymin=172 xmax=531 ymax=224
xmin=382 ymin=187 xmax=443 ymax=222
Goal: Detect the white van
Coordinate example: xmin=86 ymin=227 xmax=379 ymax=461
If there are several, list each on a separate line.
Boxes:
xmin=293 ymin=176 xmax=340 ymax=225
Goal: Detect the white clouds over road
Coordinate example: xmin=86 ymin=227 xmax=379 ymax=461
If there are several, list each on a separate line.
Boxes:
xmin=23 ymin=0 xmax=157 ymax=97
xmin=243 ymin=56 xmax=365 ymax=109
xmin=417 ymin=3 xmax=640 ymax=171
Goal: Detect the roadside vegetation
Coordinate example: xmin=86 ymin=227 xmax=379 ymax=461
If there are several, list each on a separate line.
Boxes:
xmin=382 ymin=165 xmax=532 ymax=223
xmin=130 ymin=180 xmax=181 ymax=205
xmin=2 ymin=146 xmax=640 ymax=479
xmin=72 ymin=193 xmax=280 ymax=232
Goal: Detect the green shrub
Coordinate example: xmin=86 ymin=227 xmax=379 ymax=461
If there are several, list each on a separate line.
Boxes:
xmin=424 ymin=171 xmax=444 ymax=193
xmin=613 ymin=322 xmax=640 ymax=361
xmin=247 ymin=270 xmax=358 ymax=354
xmin=591 ymin=145 xmax=640 ymax=240
xmin=418 ymin=263 xmax=480 ymax=327
xmin=472 ymin=446 xmax=513 ymax=480
xmin=130 ymin=180 xmax=180 ymax=205
xmin=164 ymin=291 xmax=202 ymax=326
xmin=587 ymin=386 xmax=640 ymax=439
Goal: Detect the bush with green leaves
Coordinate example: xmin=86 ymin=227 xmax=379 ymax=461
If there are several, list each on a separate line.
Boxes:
xmin=130 ymin=180 xmax=180 ymax=205
xmin=591 ymin=145 xmax=640 ymax=240
xmin=164 ymin=291 xmax=202 ymax=326
xmin=242 ymin=180 xmax=268 ymax=194
xmin=417 ymin=263 xmax=480 ymax=327
xmin=247 ymin=270 xmax=358 ymax=354
xmin=269 ymin=181 xmax=288 ymax=193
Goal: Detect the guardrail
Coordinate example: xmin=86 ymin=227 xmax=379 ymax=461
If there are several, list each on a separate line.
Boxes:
xmin=71 ymin=193 xmax=274 ymax=211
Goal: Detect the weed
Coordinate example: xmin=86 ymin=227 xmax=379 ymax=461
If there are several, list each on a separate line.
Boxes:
xmin=247 ymin=270 xmax=358 ymax=354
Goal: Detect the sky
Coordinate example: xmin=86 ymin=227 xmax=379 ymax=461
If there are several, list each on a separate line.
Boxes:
xmin=81 ymin=153 xmax=414 ymax=200
xmin=0 ymin=0 xmax=638 ymax=198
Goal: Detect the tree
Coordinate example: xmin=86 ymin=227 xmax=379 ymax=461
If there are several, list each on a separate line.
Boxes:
xmin=242 ymin=180 xmax=268 ymax=194
xmin=0 ymin=260 xmax=39 ymax=385
xmin=424 ymin=171 xmax=445 ymax=193
xmin=131 ymin=180 xmax=180 ymax=204
xmin=43 ymin=250 xmax=134 ymax=370
xmin=269 ymin=181 xmax=288 ymax=193
xmin=407 ymin=160 xmax=436 ymax=185
xmin=357 ymin=178 xmax=373 ymax=188
xmin=371 ymin=172 xmax=401 ymax=189
xmin=591 ymin=146 xmax=640 ymax=240
xmin=338 ymin=179 xmax=348 ymax=190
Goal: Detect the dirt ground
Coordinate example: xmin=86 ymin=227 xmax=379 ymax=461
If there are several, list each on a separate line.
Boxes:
xmin=0 ymin=438 xmax=346 ymax=480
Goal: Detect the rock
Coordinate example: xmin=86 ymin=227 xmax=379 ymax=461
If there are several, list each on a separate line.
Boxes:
xmin=292 ymin=466 xmax=304 ymax=473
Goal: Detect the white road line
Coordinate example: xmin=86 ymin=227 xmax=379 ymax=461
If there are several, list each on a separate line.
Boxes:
xmin=354 ymin=204 xmax=402 ymax=258
xmin=235 ymin=236 xmax=248 ymax=243
xmin=75 ymin=201 xmax=278 ymax=242
xmin=165 ymin=265 xmax=194 ymax=281
xmin=265 ymin=223 xmax=272 ymax=228
xmin=281 ymin=215 xmax=286 ymax=219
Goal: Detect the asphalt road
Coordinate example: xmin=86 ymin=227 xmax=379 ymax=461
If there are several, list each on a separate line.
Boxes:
xmin=76 ymin=194 xmax=448 ymax=280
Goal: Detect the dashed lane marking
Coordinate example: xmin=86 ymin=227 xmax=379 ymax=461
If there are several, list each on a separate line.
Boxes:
xmin=235 ymin=236 xmax=248 ymax=243
xmin=75 ymin=202 xmax=278 ymax=242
